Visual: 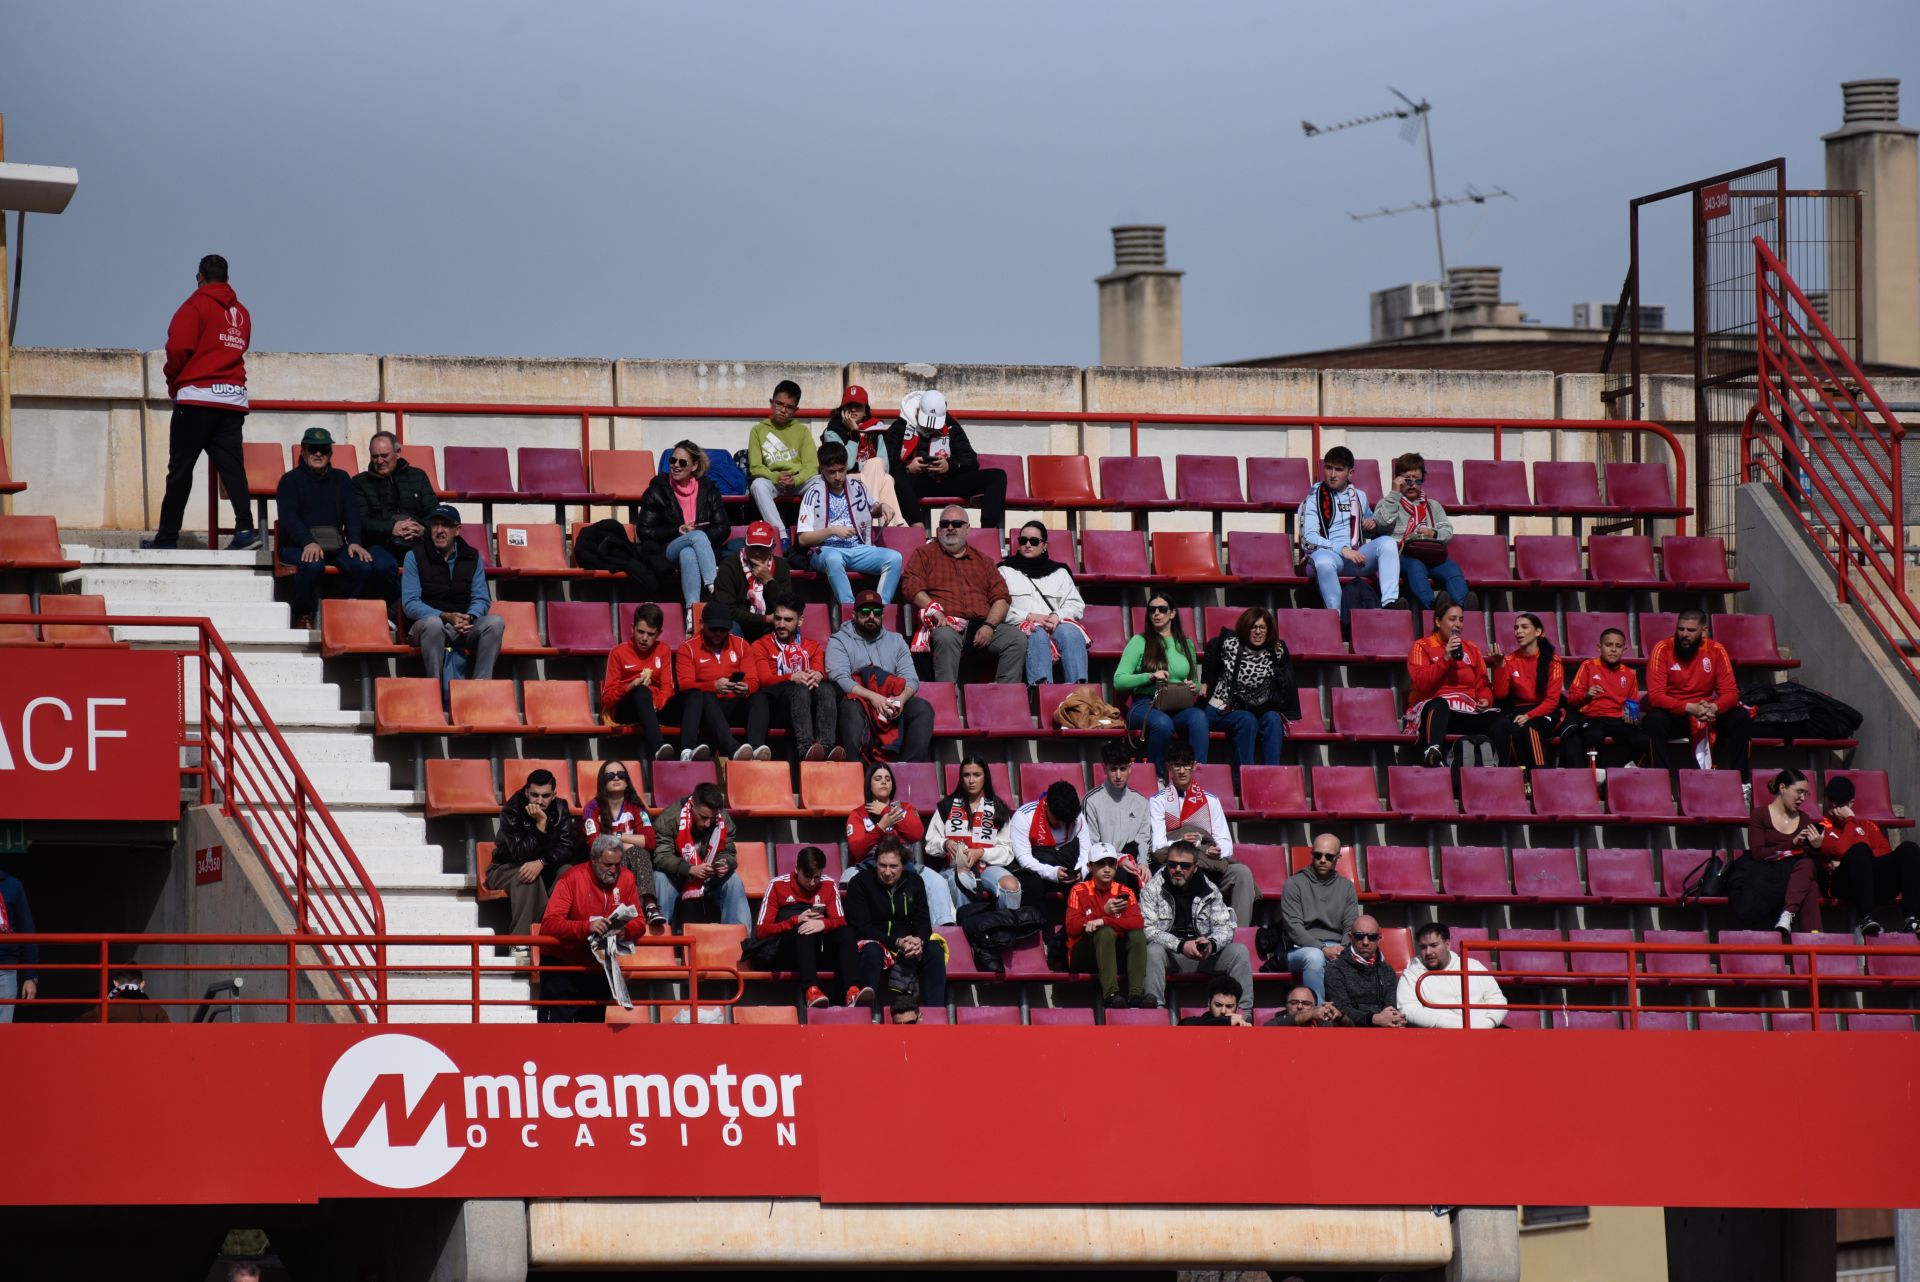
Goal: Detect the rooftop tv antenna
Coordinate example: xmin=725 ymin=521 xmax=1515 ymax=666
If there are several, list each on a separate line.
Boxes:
xmin=1302 ymin=88 xmax=1512 ymax=340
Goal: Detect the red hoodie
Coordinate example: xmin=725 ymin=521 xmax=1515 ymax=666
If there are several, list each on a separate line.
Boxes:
xmin=675 ymin=632 xmax=761 ymax=696
xmin=602 ymin=640 xmax=674 ymax=715
xmin=163 ymin=282 xmax=251 ymax=405
xmin=539 ymin=862 xmax=647 ymax=966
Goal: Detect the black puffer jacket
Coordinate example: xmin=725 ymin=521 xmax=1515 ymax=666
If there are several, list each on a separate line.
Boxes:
xmin=630 ymin=473 xmax=729 ymax=555
xmin=493 ymin=787 xmax=582 ymax=873
xmin=1325 ymin=948 xmax=1398 ymax=1027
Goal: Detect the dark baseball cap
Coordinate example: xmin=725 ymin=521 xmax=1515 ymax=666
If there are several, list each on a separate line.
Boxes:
xmin=853 ymin=590 xmax=885 ymax=610
xmin=429 ymin=504 xmax=463 ymax=525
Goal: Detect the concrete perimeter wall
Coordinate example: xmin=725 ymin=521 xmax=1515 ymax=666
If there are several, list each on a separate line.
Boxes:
xmin=9 ymin=348 xmax=1705 ymax=539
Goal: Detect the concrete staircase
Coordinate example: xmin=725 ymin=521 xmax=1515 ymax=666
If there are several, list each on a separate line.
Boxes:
xmin=60 ymin=545 xmax=532 ymax=1023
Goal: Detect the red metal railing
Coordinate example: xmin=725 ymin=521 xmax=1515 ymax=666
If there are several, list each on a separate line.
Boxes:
xmin=1741 ymin=235 xmax=1916 ymax=679
xmin=212 ymin=402 xmax=1691 ymax=535
xmin=0 ymin=932 xmax=737 ymax=1022
xmin=0 ymin=614 xmax=387 ymax=1017
xmin=1426 ymin=937 xmax=1920 ymax=1030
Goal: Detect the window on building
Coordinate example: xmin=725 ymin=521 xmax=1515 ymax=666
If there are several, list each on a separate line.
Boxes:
xmin=1520 ymin=1206 xmax=1591 ymax=1229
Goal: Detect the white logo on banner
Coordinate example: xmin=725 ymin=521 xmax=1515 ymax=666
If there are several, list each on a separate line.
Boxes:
xmin=321 ymin=1034 xmax=466 ymax=1189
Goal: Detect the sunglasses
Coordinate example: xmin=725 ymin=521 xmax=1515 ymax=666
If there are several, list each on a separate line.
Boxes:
xmin=1351 ymin=931 xmax=1382 ymax=942
xmin=1017 ymin=536 xmax=1045 ymax=547
xmin=669 ymin=457 xmax=693 ymax=468
xmin=1166 ymin=861 xmax=1196 ymax=870
xmin=937 ymin=520 xmax=968 ymax=530
xmin=304 ymin=446 xmax=332 ymax=456
xmin=1147 ymin=604 xmax=1173 ymax=614
xmin=1311 ymin=852 xmax=1339 ymax=861
xmin=604 ymin=771 xmax=629 ymax=781
xmin=855 ymin=606 xmax=884 ymax=617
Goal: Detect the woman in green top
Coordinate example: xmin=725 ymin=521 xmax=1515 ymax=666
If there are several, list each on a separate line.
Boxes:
xmin=746 ymin=379 xmax=818 ymax=544
xmin=1117 ymin=592 xmax=1210 ymax=780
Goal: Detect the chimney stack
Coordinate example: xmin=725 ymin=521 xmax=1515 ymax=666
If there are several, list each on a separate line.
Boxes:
xmin=1447 ymin=265 xmax=1502 ymax=309
xmin=1096 ymin=225 xmax=1183 ymax=366
xmin=1824 ymin=78 xmax=1920 ymax=366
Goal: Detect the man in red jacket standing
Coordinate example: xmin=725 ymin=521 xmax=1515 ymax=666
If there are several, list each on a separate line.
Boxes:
xmin=143 ymin=255 xmax=259 ymax=551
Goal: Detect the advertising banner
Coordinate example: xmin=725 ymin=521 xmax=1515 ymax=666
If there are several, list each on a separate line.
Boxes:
xmin=0 ymin=649 xmax=182 ymax=821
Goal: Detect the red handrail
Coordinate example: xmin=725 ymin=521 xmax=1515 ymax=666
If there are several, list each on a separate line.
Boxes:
xmin=0 ymin=932 xmax=737 ymax=1022
xmin=0 ymin=614 xmax=388 ymax=1018
xmin=211 ymin=402 xmax=1691 ymax=535
xmin=1741 ymin=236 xmax=1915 ymax=679
xmin=1431 ymin=937 xmax=1920 ymax=1030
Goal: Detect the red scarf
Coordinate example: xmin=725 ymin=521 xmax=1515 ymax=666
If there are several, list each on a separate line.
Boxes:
xmin=772 ymin=638 xmax=809 ymax=675
xmin=674 ymin=800 xmax=728 ymax=901
xmin=853 ymin=664 xmax=908 ymax=762
xmin=1175 ymin=781 xmax=1209 ymax=828
xmin=1393 ymin=495 xmax=1434 ymax=545
xmin=0 ymin=889 xmax=9 ymax=931
xmin=741 ymin=551 xmax=766 ymax=614
xmin=856 ymin=418 xmax=885 ymax=463
xmin=946 ymin=796 xmax=995 ymax=847
xmin=1028 ymin=802 xmax=1062 ymax=850
xmin=899 ymin=424 xmax=951 ymax=461
xmin=910 ymin=598 xmax=960 ymax=653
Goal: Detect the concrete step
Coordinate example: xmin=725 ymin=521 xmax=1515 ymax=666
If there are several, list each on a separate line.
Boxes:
xmin=101 ymin=597 xmax=292 ymax=632
xmin=62 ymin=545 xmax=264 ymax=570
xmin=67 ymin=567 xmax=277 ymax=603
xmin=316 ymin=891 xmax=482 ymax=934
xmin=110 ymin=621 xmax=313 ymax=646
xmin=387 ymin=976 xmax=535 ymax=1023
xmin=279 ymin=729 xmax=379 ymax=765
xmin=277 ymin=760 xmax=395 ymax=795
xmin=346 ymin=843 xmax=457 ymax=878
xmin=392 ymin=1001 xmax=539 ymax=1025
xmin=191 ymin=650 xmax=328 ymax=687
xmin=328 ymin=809 xmax=431 ymax=848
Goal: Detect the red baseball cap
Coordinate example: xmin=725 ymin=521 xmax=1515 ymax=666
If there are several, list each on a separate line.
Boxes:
xmin=853 ymin=590 xmax=885 ymax=610
xmin=745 ymin=521 xmax=779 ymax=549
xmin=841 ymin=385 xmax=869 ymax=408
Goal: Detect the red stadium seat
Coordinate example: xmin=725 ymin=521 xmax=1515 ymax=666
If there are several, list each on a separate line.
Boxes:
xmin=1037 ymin=684 xmax=1123 ymax=737
xmin=1445 ymin=534 xmax=1514 ymax=588
xmin=320 ymin=602 xmax=410 ymax=660
xmin=0 ymin=449 xmax=26 ymax=495
xmin=498 ymin=523 xmax=589 ymax=579
xmin=1529 ymin=769 xmax=1606 ymax=822
xmin=1716 ymin=929 xmax=1791 ymax=979
xmin=1079 ymin=605 xmax=1131 ymax=657
xmin=226 ymin=441 xmax=284 ymax=501
xmin=1246 ymin=456 xmax=1311 ymax=511
xmin=954 ymin=1006 xmax=1022 ymax=1025
xmin=1175 ymin=456 xmax=1254 ymax=511
xmin=1312 ymin=767 xmax=1391 ymax=820
xmin=1425 ymin=608 xmax=1488 ymax=653
xmin=807 ymin=1006 xmax=875 ymax=1026
xmin=1563 ymin=611 xmax=1633 ymax=661
xmin=1550 ymin=1012 xmax=1623 ymax=1030
xmin=889 ymin=763 xmax=944 ymax=815
xmin=449 ymin=680 xmax=525 ymax=734
xmin=877 ymin=526 xmax=927 ymax=559
xmin=798 ymin=762 xmax=865 ymax=816
xmin=1511 ymin=847 xmax=1584 ymax=901
xmin=1460 ymin=768 xmax=1532 ymax=821
xmin=1497 ymin=928 xmax=1569 ymax=978
xmin=588 ymin=449 xmax=656 ymax=502
xmin=1289 ymin=842 xmax=1359 ymax=883
xmin=543 ymin=601 xmax=615 ymax=656
xmin=1643 ymin=930 xmax=1713 ymax=980
xmin=1029 ymin=1008 xmax=1096 ymax=1026
xmin=1348 ymin=459 xmax=1383 ymax=503
xmin=1661 ymin=536 xmax=1747 ymax=589
xmin=1712 ymin=614 xmax=1793 ymax=668
xmin=962 ymin=684 xmax=1036 ymax=736
xmin=1271 ymin=609 xmax=1347 ymax=660
xmin=1489 ymin=610 xmax=1562 ymax=653
xmin=1348 ymin=608 xmax=1416 ymax=661
xmin=1077 ymin=530 xmax=1161 ymax=585
xmin=1291 ymin=688 xmax=1332 ymax=741
xmin=474 ymin=842 xmax=507 ymax=902
xmin=1532 ymin=461 xmax=1610 ymax=515
xmin=1027 ymin=455 xmax=1105 ymax=510
xmin=1225 ymin=531 xmax=1305 ymax=584
xmin=1388 ymin=767 xmax=1458 ymax=821
xmin=1378 ymin=927 xmax=1413 ymax=973
xmin=726 ymin=760 xmax=805 ymax=818
xmin=731 ymin=1005 xmax=800 ymax=1026
xmin=523 ymin=681 xmax=601 ymax=734
xmin=1151 ymin=532 xmax=1234 ymax=584
xmin=1606 ymin=771 xmax=1678 ymax=823
xmin=1823 ymin=770 xmax=1902 ymax=826
xmin=1233 ymin=844 xmax=1292 ymax=897
xmin=0 ymin=593 xmax=36 ymax=645
xmin=1586 ymin=847 xmax=1660 ymax=903
xmin=1772 ymin=1013 xmax=1843 ymax=1032
xmin=1512 ymin=536 xmax=1588 ymax=589
xmin=443 ymin=446 xmax=517 ymax=500
xmin=916 ymin=683 xmax=963 ymax=736
xmin=1239 ymin=766 xmax=1310 ymax=819
xmin=35 ymin=594 xmax=117 ymax=647
xmin=1865 ymin=935 xmax=1920 ymax=980
xmin=1698 ymin=1012 xmax=1764 ymax=1032
xmin=1330 ymin=687 xmax=1408 ymax=742
xmin=1461 ymin=460 xmax=1532 ymax=514
xmin=424 ymin=759 xmax=501 ymax=817
xmin=1567 ymin=928 xmax=1636 ymax=980
xmin=0 ymin=516 xmax=79 ymax=571
xmin=1099 ymin=456 xmax=1176 ymax=512
xmin=1587 ymin=536 xmax=1663 ymax=590
xmin=1642 ymin=612 xmax=1678 ymax=654
xmin=493 ymin=600 xmax=558 ymax=656
xmin=1678 ymin=770 xmax=1747 ymax=824
xmin=975 ymin=454 xmax=1029 ymax=506
xmin=1605 ymin=462 xmax=1687 ymax=518
xmin=651 ymin=759 xmax=718 ymax=806
xmin=1019 ymin=762 xmax=1086 ymax=804
xmin=1103 ymin=1007 xmax=1172 ymax=1027
xmin=504 ymin=757 xmax=575 ymax=805
xmin=1660 ymin=848 xmax=1724 ymax=900
xmin=1440 ymin=845 xmax=1513 ymax=901
xmin=1421 ymin=459 xmax=1461 ymax=509
xmin=374 ymin=678 xmax=449 ymax=735
xmin=517 ymin=447 xmax=606 ymax=505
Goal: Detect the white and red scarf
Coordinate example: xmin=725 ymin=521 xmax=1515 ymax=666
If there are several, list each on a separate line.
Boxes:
xmin=771 ymin=637 xmax=809 ymax=676
xmin=675 ymin=800 xmax=730 ymax=901
xmin=1173 ymin=780 xmax=1210 ymax=830
xmin=1028 ymin=803 xmax=1063 ymax=851
xmin=946 ymin=796 xmax=995 ymax=848
xmin=910 ymin=598 xmax=963 ymax=653
xmin=856 ymin=419 xmax=886 ymax=463
xmin=1393 ymin=494 xmax=1436 ymax=545
xmin=741 ymin=551 xmax=767 ymax=615
xmin=900 ymin=423 xmax=952 ymax=461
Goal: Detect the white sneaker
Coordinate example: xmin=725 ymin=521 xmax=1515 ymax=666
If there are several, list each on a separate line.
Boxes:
xmin=731 ymin=744 xmax=755 ymax=762
xmin=753 ymin=744 xmax=774 ymax=762
xmin=690 ymin=744 xmax=712 ymax=762
xmin=1742 ymin=783 xmax=1753 ymax=807
xmin=1774 ymin=910 xmax=1795 ymax=934
xmin=680 ymin=748 xmax=697 ymax=763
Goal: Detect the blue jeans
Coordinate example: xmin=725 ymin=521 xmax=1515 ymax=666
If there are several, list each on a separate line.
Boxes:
xmin=1308 ymin=536 xmax=1400 ymax=609
xmin=277 ymin=544 xmax=375 ymax=619
xmin=663 ymin=531 xmax=718 ymax=606
xmin=0 ymin=967 xmax=16 ymax=1023
xmin=652 ymin=868 xmax=751 ymax=931
xmin=1206 ymin=704 xmax=1285 ymax=766
xmin=1024 ymin=622 xmax=1090 ymax=683
xmin=1402 ymin=555 xmax=1468 ymax=610
xmin=948 ymin=862 xmax=1022 ymax=911
xmin=1288 ymin=943 xmax=1339 ymax=1002
xmin=813 ymin=543 xmax=903 ymax=604
xmin=1126 ymin=699 xmax=1210 ymax=779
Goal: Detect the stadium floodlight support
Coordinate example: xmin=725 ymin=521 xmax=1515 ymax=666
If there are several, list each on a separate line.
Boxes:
xmin=0 ymin=115 xmax=82 ymax=515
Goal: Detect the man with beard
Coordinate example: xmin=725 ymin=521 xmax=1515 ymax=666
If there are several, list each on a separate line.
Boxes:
xmin=401 ymin=505 xmax=505 ymax=686
xmin=901 ymin=505 xmax=1025 ymax=683
xmin=825 ymin=590 xmax=933 ymax=761
xmin=1140 ymin=839 xmax=1253 ymax=1015
xmin=539 ymin=835 xmax=648 ymax=1022
xmin=1644 ymin=610 xmax=1751 ymax=782
xmin=746 ymin=596 xmax=841 ymax=762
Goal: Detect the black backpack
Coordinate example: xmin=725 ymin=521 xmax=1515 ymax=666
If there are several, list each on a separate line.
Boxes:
xmin=1338 ymin=576 xmax=1380 ymax=640
xmin=1739 ymin=680 xmax=1864 ymax=743
xmin=573 ymin=518 xmax=664 ymax=599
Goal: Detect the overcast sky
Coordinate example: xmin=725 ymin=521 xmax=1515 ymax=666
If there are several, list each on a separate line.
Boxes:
xmin=4 ymin=0 xmax=1916 ymax=367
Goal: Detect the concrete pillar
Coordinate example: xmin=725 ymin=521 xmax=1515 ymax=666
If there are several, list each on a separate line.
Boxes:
xmin=429 ymin=1198 xmax=528 ymax=1282
xmin=1446 ymin=1208 xmax=1520 ymax=1282
xmin=1824 ymin=78 xmax=1920 ymax=366
xmin=1897 ymin=1208 xmax=1920 ymax=1282
xmin=1097 ymin=225 xmax=1184 ymax=367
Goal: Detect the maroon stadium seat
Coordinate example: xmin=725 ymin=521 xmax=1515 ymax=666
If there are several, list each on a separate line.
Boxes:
xmin=1330 ymin=687 xmax=1409 ymax=742
xmin=1425 ymin=608 xmax=1489 ymax=653
xmin=1445 ymin=534 xmax=1514 ymax=588
xmin=1349 ymin=459 xmax=1384 ymax=502
xmin=1225 ymin=530 xmax=1306 ymax=584
xmin=1239 ymin=766 xmax=1310 ymax=819
xmin=1439 ymin=845 xmax=1512 ymax=901
xmin=1388 ymin=767 xmax=1458 ymax=821
xmin=1029 ymin=1007 xmax=1096 ymax=1026
xmin=1511 ymin=847 xmax=1584 ymax=901
xmin=1099 ymin=456 xmax=1177 ymax=512
xmin=1698 ymin=1012 xmax=1765 ymax=1032
xmin=1660 ymin=848 xmax=1724 ymax=901
xmin=1038 ymin=684 xmax=1122 ymax=739
xmin=517 ymin=447 xmax=606 ymax=505
xmin=1271 ymin=609 xmax=1347 ymax=660
xmin=1103 ymin=1007 xmax=1173 ymax=1027
xmin=651 ymin=759 xmax=718 ymax=805
xmin=617 ymin=601 xmax=687 ymax=651
xmin=1716 ymin=929 xmax=1791 ymax=979
xmin=1643 ymin=930 xmax=1713 ymax=980
xmin=1532 ymin=461 xmax=1610 ymax=515
xmin=545 ymin=600 xmax=616 ymax=656
xmin=1661 ymin=536 xmax=1747 ymax=589
xmin=961 ymin=684 xmax=1036 ymax=737
xmin=1551 ymin=1011 xmax=1624 ymax=1031
xmin=1586 ymin=847 xmax=1660 ymax=902
xmin=1587 ymin=536 xmax=1663 ymax=590
xmin=917 ymin=683 xmax=963 ymax=736
xmin=1461 ymin=768 xmax=1532 ymax=821
xmin=1421 ymin=459 xmax=1462 ymax=509
xmin=890 ymin=763 xmax=944 ymax=815
xmin=878 ymin=526 xmax=927 ymax=559
xmin=1361 ymin=845 xmax=1435 ymax=899
xmin=808 ymin=1006 xmax=875 ymax=1026
xmin=1077 ymin=530 xmax=1161 ymax=585
xmin=1529 ymin=769 xmax=1606 ymax=822
xmin=1607 ymin=770 xmax=1678 ymax=823
xmin=953 ymin=1007 xmax=1022 ymax=1025
xmin=1635 ymin=1012 xmax=1692 ymax=1031
xmin=1493 ymin=610 xmax=1564 ymax=652
xmin=1605 ymin=462 xmax=1687 ymax=517
xmin=1712 ymin=614 xmax=1793 ymax=668
xmin=1864 ymin=933 xmax=1920 ymax=981
xmin=1461 ymin=459 xmax=1532 ymax=513
xmin=443 ymin=446 xmax=518 ymax=500
xmin=976 ymin=454 xmax=1029 ymax=506
xmin=1772 ymin=1013 xmax=1842 ymax=1032
xmin=1019 ymin=761 xmax=1086 ymax=804
xmin=1349 ymin=609 xmax=1416 ymax=661
xmin=1078 ymin=605 xmax=1131 ymax=657
xmin=1823 ymin=771 xmax=1901 ymax=825
xmin=1497 ymin=928 xmax=1569 ymax=978
xmin=1848 ymin=1014 xmax=1916 ymax=1032
xmin=1291 ymin=688 xmax=1332 ymax=741
xmin=1311 ymin=766 xmax=1391 ymax=819
xmin=1568 ymin=928 xmax=1636 ymax=980
xmin=1246 ymin=456 xmax=1311 ymax=511
xmin=1175 ymin=456 xmax=1254 ymax=511
xmin=1233 ymin=844 xmax=1293 ymax=898
xmin=1564 ymin=611 xmax=1634 ymax=661
xmin=1513 ymin=536 xmax=1588 ymax=589
xmin=1678 ymin=770 xmax=1747 ymax=824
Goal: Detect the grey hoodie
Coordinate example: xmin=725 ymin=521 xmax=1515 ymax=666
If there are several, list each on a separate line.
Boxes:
xmin=825 ymin=621 xmax=918 ymax=696
xmin=1279 ymin=867 xmax=1359 ymax=950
